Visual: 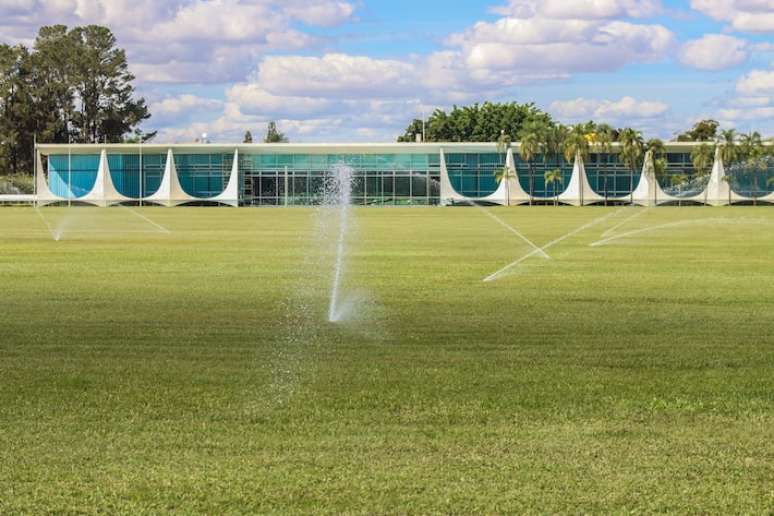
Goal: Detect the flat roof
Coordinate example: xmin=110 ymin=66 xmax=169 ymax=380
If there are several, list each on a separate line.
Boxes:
xmin=35 ymin=141 xmax=711 ymax=155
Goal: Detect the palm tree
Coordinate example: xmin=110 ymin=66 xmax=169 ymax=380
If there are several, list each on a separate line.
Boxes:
xmin=589 ymin=124 xmax=614 ymax=204
xmin=644 ymin=139 xmax=665 ymax=204
xmin=619 ymin=128 xmax=644 ymax=205
xmin=518 ymin=130 xmax=542 ymax=205
xmin=716 ymin=129 xmax=738 ymax=204
xmin=739 ymin=131 xmax=765 ymax=203
xmin=495 ymin=130 xmax=513 ymax=205
xmin=717 ymin=129 xmax=738 ymax=165
xmin=672 ymin=173 xmax=688 ymax=207
xmin=562 ymin=125 xmax=590 ymax=164
xmin=691 ymin=143 xmax=714 ymax=205
xmin=545 ymin=168 xmax=563 ymax=206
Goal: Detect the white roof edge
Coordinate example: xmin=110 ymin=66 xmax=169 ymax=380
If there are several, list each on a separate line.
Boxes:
xmin=35 ymin=141 xmax=735 ymax=154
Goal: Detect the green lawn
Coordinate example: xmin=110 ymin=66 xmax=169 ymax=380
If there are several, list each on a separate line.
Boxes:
xmin=1 ymin=205 xmax=773 ymax=513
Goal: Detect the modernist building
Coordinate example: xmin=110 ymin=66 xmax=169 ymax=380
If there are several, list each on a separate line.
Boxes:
xmin=33 ymin=142 xmax=774 ymax=207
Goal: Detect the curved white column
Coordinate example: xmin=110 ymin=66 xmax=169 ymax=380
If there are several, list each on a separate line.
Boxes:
xmin=505 ymin=147 xmax=531 ymax=205
xmin=628 ymin=150 xmax=679 ymax=206
xmin=36 ymin=150 xmax=64 ymax=207
xmin=79 ymin=149 xmax=132 ymax=207
xmin=557 ymin=152 xmax=604 ymax=206
xmin=208 ymin=148 xmax=239 ymax=207
xmin=144 ymin=149 xmax=197 ymax=207
xmin=703 ymin=147 xmax=749 ymax=206
xmin=439 ymin=148 xmax=509 ymax=206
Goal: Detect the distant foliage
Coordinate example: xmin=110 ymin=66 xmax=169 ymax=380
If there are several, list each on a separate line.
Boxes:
xmin=264 ymin=121 xmax=288 ymax=143
xmin=397 ymin=102 xmax=553 ymax=143
xmin=676 ymin=119 xmax=719 ymax=142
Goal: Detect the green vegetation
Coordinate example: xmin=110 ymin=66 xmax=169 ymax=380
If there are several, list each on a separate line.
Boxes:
xmin=2 ymin=206 xmax=774 ymax=512
xmin=264 ymin=121 xmax=288 ymax=143
xmin=0 ymin=25 xmax=150 ymax=175
xmin=0 ymin=173 xmax=33 ymax=194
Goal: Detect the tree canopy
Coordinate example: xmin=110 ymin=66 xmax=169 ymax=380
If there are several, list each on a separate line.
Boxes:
xmin=397 ymin=102 xmax=553 ymax=143
xmin=0 ymin=25 xmax=150 ymax=175
xmin=676 ymin=119 xmax=719 ymax=142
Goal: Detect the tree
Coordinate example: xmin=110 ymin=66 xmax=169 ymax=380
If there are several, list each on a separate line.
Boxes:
xmin=562 ymin=125 xmax=589 ymax=164
xmin=619 ymin=128 xmax=644 ymax=204
xmin=671 ymin=173 xmax=689 ymax=206
xmin=677 ymin=119 xmax=719 ymax=142
xmin=0 ymin=25 xmax=150 ymax=175
xmin=397 ymin=102 xmax=554 ymax=143
xmin=397 ymin=119 xmax=424 ymax=142
xmin=494 ymin=165 xmax=517 ymax=207
xmin=264 ymin=121 xmax=288 ymax=143
xmin=66 ymin=26 xmax=150 ymax=143
xmin=739 ymin=131 xmax=765 ymax=203
xmin=243 ymin=130 xmax=253 ymax=144
xmin=544 ymin=169 xmax=563 ymax=206
xmin=518 ymin=120 xmax=546 ymax=205
xmin=0 ymin=44 xmax=33 ymax=176
xmin=587 ymin=124 xmax=615 ymax=204
xmin=716 ymin=129 xmax=738 ymax=165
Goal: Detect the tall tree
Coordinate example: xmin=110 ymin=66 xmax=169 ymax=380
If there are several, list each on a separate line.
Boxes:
xmin=243 ymin=130 xmax=253 ymax=144
xmin=619 ymin=128 xmax=644 ymax=204
xmin=71 ymin=26 xmax=150 ymax=143
xmin=518 ymin=120 xmax=546 ymax=204
xmin=0 ymin=44 xmax=33 ymax=176
xmin=544 ymin=169 xmax=563 ymax=206
xmin=739 ymin=131 xmax=765 ymax=203
xmin=264 ymin=121 xmax=288 ymax=143
xmin=0 ymin=25 xmax=151 ymax=175
xmin=716 ymin=129 xmax=738 ymax=202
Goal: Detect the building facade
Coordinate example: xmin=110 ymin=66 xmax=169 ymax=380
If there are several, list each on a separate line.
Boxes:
xmin=34 ymin=142 xmax=774 ymax=207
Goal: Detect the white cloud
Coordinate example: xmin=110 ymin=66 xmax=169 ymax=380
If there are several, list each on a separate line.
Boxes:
xmin=226 ymin=83 xmax=337 ymax=118
xmin=679 ymin=34 xmax=749 ymax=70
xmin=736 ymin=69 xmax=774 ymax=95
xmin=151 ymin=94 xmax=223 ymax=116
xmin=713 ymin=66 xmax=774 ymax=133
xmin=0 ymin=0 xmax=355 ymax=83
xmin=492 ymin=0 xmax=663 ymax=19
xmin=448 ymin=13 xmax=674 ymax=78
xmin=550 ymin=96 xmax=670 ymax=121
xmin=691 ymin=0 xmax=774 ymax=33
xmin=285 ymin=1 xmax=354 ymax=27
xmin=718 ymin=105 xmax=774 ymax=120
xmin=257 ymin=54 xmax=419 ymax=99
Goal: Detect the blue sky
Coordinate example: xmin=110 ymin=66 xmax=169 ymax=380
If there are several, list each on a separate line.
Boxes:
xmin=2 ymin=0 xmax=772 ymax=141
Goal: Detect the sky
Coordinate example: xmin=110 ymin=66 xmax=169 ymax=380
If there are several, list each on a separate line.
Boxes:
xmin=1 ymin=0 xmax=773 ymax=142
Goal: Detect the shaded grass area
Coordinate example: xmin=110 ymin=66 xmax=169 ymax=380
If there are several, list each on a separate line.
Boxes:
xmin=1 ymin=206 xmax=773 ymax=513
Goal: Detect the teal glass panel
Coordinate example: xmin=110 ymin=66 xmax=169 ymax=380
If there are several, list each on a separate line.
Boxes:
xmin=48 ymin=154 xmax=99 ymax=199
xmin=174 ymin=153 xmax=230 ymax=197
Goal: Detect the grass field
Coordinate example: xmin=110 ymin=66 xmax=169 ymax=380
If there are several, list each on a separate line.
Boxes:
xmin=1 ymin=205 xmax=774 ymax=513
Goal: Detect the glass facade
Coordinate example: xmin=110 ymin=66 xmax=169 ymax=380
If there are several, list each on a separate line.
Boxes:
xmin=659 ymin=152 xmax=703 ymax=198
xmin=48 ymin=154 xmax=99 ymax=198
xmin=239 ymin=153 xmax=441 ymax=206
xmin=514 ymin=154 xmax=574 ymax=198
xmin=585 ymin=153 xmax=641 ymax=199
xmin=727 ymin=157 xmax=774 ymax=198
xmin=43 ymin=146 xmax=770 ymax=205
xmin=444 ymin=153 xmax=504 ymax=198
xmin=174 ymin=153 xmax=232 ymax=198
xmin=108 ymin=153 xmax=167 ymax=198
